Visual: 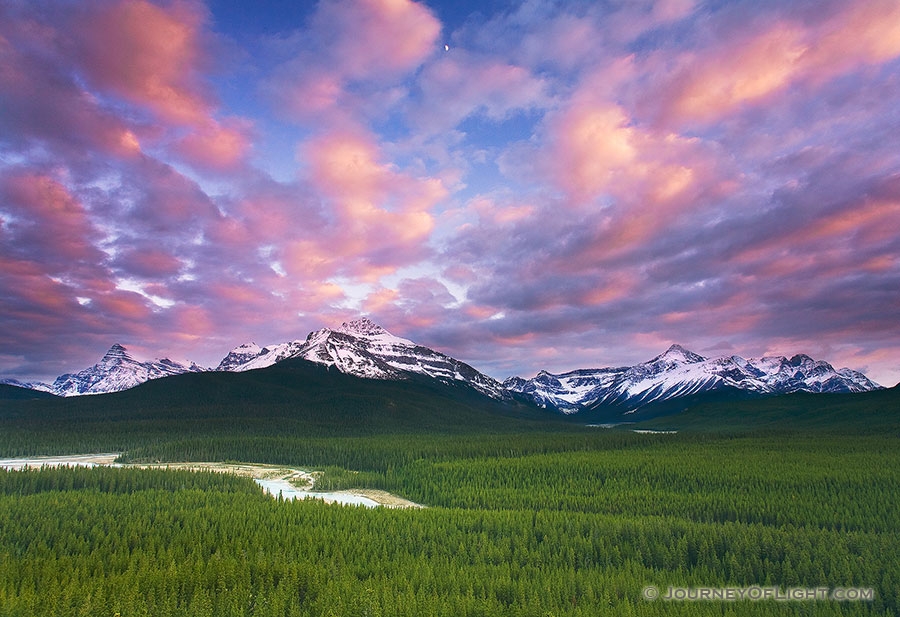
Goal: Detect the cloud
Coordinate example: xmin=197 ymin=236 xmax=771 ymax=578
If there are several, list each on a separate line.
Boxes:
xmin=266 ymin=0 xmax=440 ymax=121
xmin=498 ymin=72 xmax=733 ymax=264
xmin=0 ymin=171 xmax=108 ymax=276
xmin=114 ymin=248 xmax=183 ymax=279
xmin=456 ymin=0 xmax=696 ymax=72
xmin=0 ymin=11 xmax=140 ymax=159
xmin=649 ymin=0 xmax=900 ymax=127
xmin=320 ymin=0 xmax=441 ymax=78
xmin=171 ymin=118 xmax=253 ymax=171
xmin=69 ymin=0 xmax=214 ymax=125
xmin=0 ymin=0 xmax=898 ymax=389
xmin=289 ymin=129 xmax=444 ymax=281
xmin=410 ymin=50 xmax=550 ymax=133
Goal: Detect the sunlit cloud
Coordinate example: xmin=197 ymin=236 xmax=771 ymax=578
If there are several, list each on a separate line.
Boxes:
xmin=0 ymin=0 xmax=897 ymax=388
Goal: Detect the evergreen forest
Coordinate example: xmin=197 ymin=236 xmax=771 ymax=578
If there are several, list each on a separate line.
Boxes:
xmin=0 ymin=362 xmax=897 ymax=616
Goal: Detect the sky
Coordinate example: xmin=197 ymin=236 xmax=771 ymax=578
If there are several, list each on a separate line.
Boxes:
xmin=1 ymin=0 xmax=899 ymax=386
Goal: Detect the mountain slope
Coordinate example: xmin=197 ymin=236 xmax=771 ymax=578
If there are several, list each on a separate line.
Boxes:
xmin=0 ymin=383 xmax=56 ymax=400
xmin=505 ymin=344 xmax=882 ymax=415
xmin=0 ymin=378 xmax=53 ymax=393
xmin=632 ymin=383 xmax=900 ymax=433
xmin=218 ymin=318 xmax=508 ymax=399
xmin=50 ymin=344 xmax=205 ymax=396
xmin=2 ymin=323 xmax=884 ymax=410
xmin=0 ymin=357 xmax=552 ymax=438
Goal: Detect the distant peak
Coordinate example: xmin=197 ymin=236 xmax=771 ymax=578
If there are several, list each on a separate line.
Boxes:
xmin=101 ymin=343 xmax=132 ymax=362
xmin=654 ymin=344 xmax=705 ymax=363
xmin=335 ymin=317 xmax=389 ymax=337
xmin=789 ymin=353 xmax=814 ymax=366
xmin=231 ymin=342 xmax=260 ymax=352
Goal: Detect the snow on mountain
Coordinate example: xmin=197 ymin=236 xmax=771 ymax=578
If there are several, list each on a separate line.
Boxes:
xmin=2 ymin=328 xmax=883 ymax=405
xmin=0 ymin=378 xmax=54 ymax=393
xmin=218 ymin=318 xmax=508 ymax=399
xmin=50 ymin=343 xmax=206 ymax=397
xmin=504 ymin=344 xmax=882 ymax=414
xmin=216 ymin=342 xmax=264 ymax=372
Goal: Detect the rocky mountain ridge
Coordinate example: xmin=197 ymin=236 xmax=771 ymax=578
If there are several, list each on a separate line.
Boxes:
xmin=1 ymin=324 xmax=883 ymax=406
xmin=503 ymin=344 xmax=881 ymax=413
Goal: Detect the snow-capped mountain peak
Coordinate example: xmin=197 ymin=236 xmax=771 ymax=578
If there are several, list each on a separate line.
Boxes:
xmin=0 ymin=377 xmax=54 ymax=393
xmin=234 ymin=342 xmax=261 ymax=353
xmin=49 ymin=344 xmax=205 ymax=397
xmin=216 ymin=342 xmax=263 ymax=371
xmin=654 ymin=344 xmax=706 ymax=364
xmin=336 ymin=317 xmax=388 ymax=337
xmin=216 ymin=318 xmax=508 ymax=399
xmin=3 ymin=323 xmax=885 ymax=407
xmin=100 ymin=343 xmax=131 ymax=364
xmin=506 ymin=346 xmax=883 ymax=414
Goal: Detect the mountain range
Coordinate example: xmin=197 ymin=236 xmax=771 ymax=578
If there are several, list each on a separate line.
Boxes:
xmin=215 ymin=318 xmax=507 ymax=399
xmin=0 ymin=318 xmax=883 ymax=416
xmin=503 ymin=343 xmax=880 ymax=414
xmin=8 ymin=343 xmax=207 ymax=397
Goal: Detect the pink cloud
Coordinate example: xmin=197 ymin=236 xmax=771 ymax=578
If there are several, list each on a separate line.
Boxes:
xmin=269 ymin=0 xmax=440 ymax=120
xmin=305 ymin=132 xmax=387 ymax=204
xmin=731 ymin=193 xmax=900 ymax=273
xmin=524 ymin=95 xmax=731 ymax=261
xmin=460 ymin=0 xmax=695 ymax=73
xmin=0 ymin=172 xmax=104 ymax=267
xmin=0 ymin=19 xmax=146 ymax=159
xmin=653 ymin=0 xmax=900 ymax=126
xmin=2 ymin=267 xmax=74 ymax=315
xmin=464 ymin=305 xmax=498 ymax=320
xmin=174 ymin=306 xmax=215 ymax=339
xmin=122 ymin=158 xmax=222 ymax=232
xmin=549 ymin=104 xmax=638 ymax=202
xmin=861 ymin=255 xmax=896 ymax=273
xmin=115 ymin=248 xmax=182 ymax=278
xmin=173 ymin=118 xmax=253 ymax=171
xmin=490 ymin=54 xmax=730 ymax=239
xmin=356 ymin=277 xmax=458 ymax=335
xmin=412 ymin=52 xmax=550 ymax=132
xmin=93 ymin=291 xmax=153 ymax=321
xmin=210 ymin=282 xmax=268 ymax=305
xmin=517 ymin=14 xmax=599 ymax=70
xmin=363 ymin=287 xmax=399 ymax=313
xmin=70 ymin=0 xmax=213 ymax=125
xmin=443 ymin=264 xmax=477 ymax=283
xmin=578 ymin=271 xmax=638 ymax=306
xmin=652 ymin=0 xmax=696 ymax=22
xmin=63 ymin=1 xmax=258 ymax=175
xmin=281 ymin=71 xmax=344 ymax=116
xmin=282 ymin=240 xmax=338 ymax=280
xmin=665 ymin=24 xmax=806 ymax=124
xmin=1 ymin=0 xmax=254 ymax=180
xmin=288 ymin=130 xmax=443 ymax=280
xmin=802 ymin=199 xmax=900 ymax=244
xmin=322 ymin=0 xmax=441 ymax=78
xmin=2 ymin=0 xmax=898 ymax=389
xmin=805 ymin=0 xmax=900 ymax=70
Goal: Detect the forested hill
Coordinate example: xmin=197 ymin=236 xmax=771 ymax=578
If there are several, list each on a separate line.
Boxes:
xmin=0 ymin=358 xmax=569 ymax=455
xmin=633 ymin=383 xmax=900 ymax=433
xmin=2 ymin=357 xmax=897 ymax=438
xmin=0 ymin=383 xmax=55 ymax=400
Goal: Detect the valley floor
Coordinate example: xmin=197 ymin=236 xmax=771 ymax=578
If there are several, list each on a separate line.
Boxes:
xmin=0 ymin=431 xmax=897 ymax=616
